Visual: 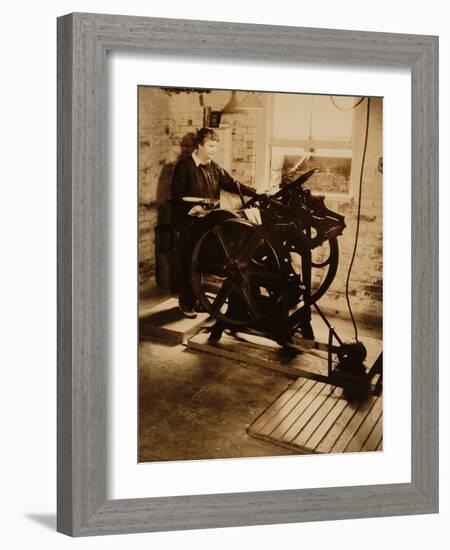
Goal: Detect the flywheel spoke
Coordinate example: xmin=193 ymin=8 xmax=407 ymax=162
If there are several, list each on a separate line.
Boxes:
xmin=247 ymin=266 xmax=279 ymax=283
xmin=212 ymin=226 xmax=234 ymax=265
xmin=237 ymin=232 xmax=264 ymax=262
xmin=211 ymin=278 xmax=234 ymax=314
xmin=238 ymin=282 xmax=260 ymax=321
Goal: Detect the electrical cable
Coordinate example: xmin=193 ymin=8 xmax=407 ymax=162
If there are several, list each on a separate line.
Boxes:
xmin=330 ymin=96 xmax=365 ymax=111
xmin=345 ymin=97 xmax=371 ymax=342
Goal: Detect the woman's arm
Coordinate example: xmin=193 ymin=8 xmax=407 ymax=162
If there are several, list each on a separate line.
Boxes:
xmin=171 ymin=159 xmax=190 ymax=199
xmin=216 ymin=164 xmax=258 ymax=197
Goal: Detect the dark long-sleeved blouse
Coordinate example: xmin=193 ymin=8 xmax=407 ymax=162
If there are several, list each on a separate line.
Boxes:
xmin=171 ymin=155 xmax=256 ymax=201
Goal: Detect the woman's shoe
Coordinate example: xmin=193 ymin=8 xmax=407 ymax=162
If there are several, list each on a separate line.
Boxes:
xmin=178 ymin=301 xmax=197 ymax=319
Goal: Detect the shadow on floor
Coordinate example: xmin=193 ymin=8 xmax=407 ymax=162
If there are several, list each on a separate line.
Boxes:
xmin=138 ymin=305 xmax=382 ymax=463
xmin=25 ymin=513 xmax=56 ymax=531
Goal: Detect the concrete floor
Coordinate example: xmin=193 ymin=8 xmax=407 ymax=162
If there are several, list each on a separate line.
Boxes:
xmin=139 ymin=339 xmax=299 ymax=461
xmin=138 ymin=297 xmax=382 ymax=463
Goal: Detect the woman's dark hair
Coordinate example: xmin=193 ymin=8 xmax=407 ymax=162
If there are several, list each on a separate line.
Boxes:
xmin=196 ymin=127 xmax=220 ymax=146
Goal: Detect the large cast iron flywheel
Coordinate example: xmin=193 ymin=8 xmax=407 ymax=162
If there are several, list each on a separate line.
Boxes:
xmin=190 ymin=217 xmax=339 ymax=327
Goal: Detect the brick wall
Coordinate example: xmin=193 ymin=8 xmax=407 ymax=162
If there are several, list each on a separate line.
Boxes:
xmin=314 ymin=98 xmax=383 ymax=322
xmin=139 ymin=89 xmax=383 ymax=323
xmin=138 ymin=88 xmax=258 ymax=296
xmin=220 ymin=111 xmax=258 ymax=185
xmin=167 ymin=91 xmax=259 ymax=185
xmin=138 ymin=87 xmax=170 ymax=295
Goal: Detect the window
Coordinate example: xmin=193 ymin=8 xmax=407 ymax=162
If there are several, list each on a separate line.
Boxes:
xmin=268 ymin=94 xmax=359 ymax=197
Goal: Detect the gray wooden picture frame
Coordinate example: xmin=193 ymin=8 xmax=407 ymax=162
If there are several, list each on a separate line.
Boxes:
xmin=57 ymin=12 xmax=439 ymax=537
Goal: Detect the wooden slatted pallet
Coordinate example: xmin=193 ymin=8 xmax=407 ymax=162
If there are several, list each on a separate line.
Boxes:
xmin=247 ymin=377 xmax=383 ymax=454
xmin=188 ymin=330 xmax=330 ymax=378
xmin=188 ymin=329 xmax=382 ymax=388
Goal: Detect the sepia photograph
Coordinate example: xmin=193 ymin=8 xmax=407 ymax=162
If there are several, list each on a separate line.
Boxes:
xmin=138 ymin=86 xmax=383 ymax=463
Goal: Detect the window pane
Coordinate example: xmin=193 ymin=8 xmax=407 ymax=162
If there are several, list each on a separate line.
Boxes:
xmin=269 ymin=146 xmax=306 ymax=191
xmin=270 ymin=147 xmax=352 ymax=194
xmin=272 ymin=94 xmax=313 ymax=139
xmin=272 ymin=93 xmax=354 ymax=141
xmin=299 ymin=149 xmax=352 ymax=194
xmin=311 ymin=96 xmax=353 ymax=140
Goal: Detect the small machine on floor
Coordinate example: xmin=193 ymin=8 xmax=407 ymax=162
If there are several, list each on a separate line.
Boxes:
xmin=187 ymin=169 xmax=382 ymax=398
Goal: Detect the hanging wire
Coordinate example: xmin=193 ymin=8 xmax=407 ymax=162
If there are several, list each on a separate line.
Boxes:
xmin=308 ymin=95 xmax=314 ymax=146
xmin=330 ymin=96 xmax=365 ymax=111
xmin=345 ymin=97 xmax=371 ymax=342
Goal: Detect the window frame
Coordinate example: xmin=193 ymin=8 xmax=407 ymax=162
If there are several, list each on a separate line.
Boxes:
xmin=260 ymin=93 xmax=370 ymax=200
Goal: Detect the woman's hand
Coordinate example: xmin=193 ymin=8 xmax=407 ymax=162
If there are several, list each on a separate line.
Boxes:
xmin=187 ymin=205 xmax=206 ymax=217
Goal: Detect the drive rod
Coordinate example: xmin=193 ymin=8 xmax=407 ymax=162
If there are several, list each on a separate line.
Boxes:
xmin=313 ymin=302 xmax=344 ymax=346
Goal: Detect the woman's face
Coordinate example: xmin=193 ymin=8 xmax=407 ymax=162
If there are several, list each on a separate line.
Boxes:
xmin=198 ymin=138 xmax=218 ymax=161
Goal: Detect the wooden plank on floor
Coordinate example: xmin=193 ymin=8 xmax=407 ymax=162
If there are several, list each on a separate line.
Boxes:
xmin=139 ymin=298 xmax=209 ymax=344
xmin=188 ymin=328 xmax=382 ymax=393
xmin=344 ymin=397 xmax=383 ymax=453
xmin=314 ymin=401 xmax=359 ymax=454
xmin=276 ymin=383 xmax=336 ymax=443
xmin=329 ymin=397 xmax=378 ymax=453
xmin=267 ymin=381 xmax=328 ymax=440
xmin=188 ymin=330 xmax=328 ymax=379
xmin=290 ymin=386 xmax=345 ymax=448
xmin=248 ymin=378 xmax=310 ymax=434
xmin=298 ymin=390 xmax=348 ymax=450
xmin=247 ymin=376 xmax=382 ymax=455
xmin=253 ymin=379 xmax=319 ymax=437
xmin=361 ymin=415 xmax=383 ymax=452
